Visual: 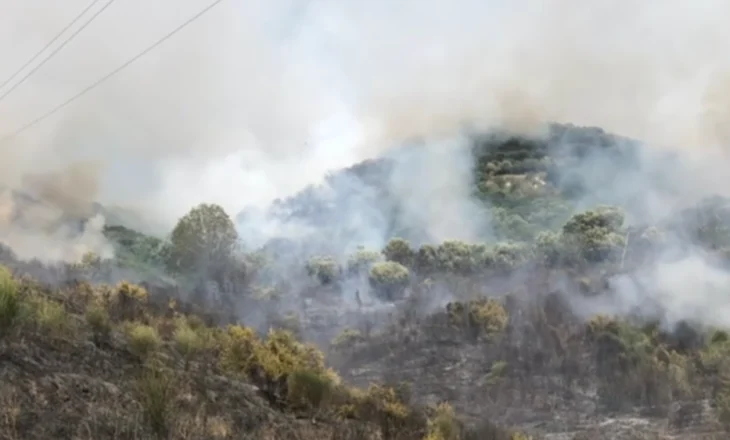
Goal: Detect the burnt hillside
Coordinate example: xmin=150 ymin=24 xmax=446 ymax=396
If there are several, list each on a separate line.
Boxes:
xmin=3 ymin=123 xmax=730 ymax=439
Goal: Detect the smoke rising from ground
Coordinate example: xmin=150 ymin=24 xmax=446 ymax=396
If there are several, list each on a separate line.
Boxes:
xmin=2 ymin=1 xmax=730 ymax=328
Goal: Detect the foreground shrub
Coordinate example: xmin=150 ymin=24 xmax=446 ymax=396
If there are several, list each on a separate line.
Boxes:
xmin=30 ymin=296 xmax=75 ymax=338
xmin=127 ymin=323 xmax=162 ymax=360
xmin=256 ymin=329 xmax=331 ymax=380
xmin=423 ymin=403 xmax=460 ymax=440
xmin=0 ymin=266 xmax=19 ymax=336
xmin=218 ymin=325 xmax=346 ymax=411
xmin=218 ymin=325 xmax=259 ymax=376
xmin=355 ymin=384 xmax=424 ymax=439
xmin=173 ymin=320 xmax=207 ymax=370
xmin=135 ymin=366 xmax=178 ymax=439
xmin=107 ymin=281 xmax=149 ymax=322
xmin=287 ymin=369 xmax=337 ymax=412
xmin=86 ymin=305 xmax=112 ymax=345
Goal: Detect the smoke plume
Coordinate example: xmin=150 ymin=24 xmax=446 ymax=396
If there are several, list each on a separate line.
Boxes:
xmin=2 ymin=0 xmax=730 ymax=332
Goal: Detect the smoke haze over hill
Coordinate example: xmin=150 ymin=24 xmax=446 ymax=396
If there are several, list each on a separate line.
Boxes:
xmin=1 ymin=0 xmax=730 ymax=332
xmin=2 ymin=0 xmax=730 ymax=231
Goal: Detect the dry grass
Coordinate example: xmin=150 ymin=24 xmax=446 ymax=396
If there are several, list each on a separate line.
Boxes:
xmin=0 ymin=275 xmax=526 ymax=440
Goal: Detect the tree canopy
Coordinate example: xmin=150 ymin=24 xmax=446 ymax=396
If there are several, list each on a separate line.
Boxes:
xmin=167 ymin=203 xmax=239 ymax=275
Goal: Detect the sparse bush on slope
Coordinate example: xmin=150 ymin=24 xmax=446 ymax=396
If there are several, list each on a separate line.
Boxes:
xmin=0 ymin=270 xmax=528 ymax=439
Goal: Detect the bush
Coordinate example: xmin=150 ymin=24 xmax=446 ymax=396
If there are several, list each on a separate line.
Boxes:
xmin=424 ymin=403 xmax=460 ymax=440
xmin=135 ymin=366 xmax=178 ymax=439
xmin=0 ymin=266 xmax=20 ymax=336
xmin=534 ymin=231 xmax=563 ymax=266
xmin=446 ymin=298 xmax=509 ymax=339
xmin=355 ymin=384 xmax=420 ymax=438
xmin=368 ymin=261 xmax=410 ymax=301
xmin=108 ymin=281 xmax=149 ymax=322
xmin=306 ymin=256 xmax=341 ymax=285
xmin=218 ymin=325 xmax=345 ymax=409
xmin=562 ymin=207 xmax=626 ymax=264
xmin=382 ymin=238 xmax=415 ymax=267
xmin=30 ymin=297 xmax=74 ymax=338
xmin=127 ymin=323 xmax=162 ymax=360
xmin=257 ymin=329 xmax=328 ymax=380
xmin=415 ymin=245 xmax=439 ymax=274
xmin=435 ymin=241 xmax=483 ymax=275
xmin=287 ymin=369 xmax=337 ymax=412
xmin=347 ymin=248 xmax=382 ymax=276
xmin=587 ymin=315 xmax=692 ymax=412
xmin=86 ymin=305 xmax=112 ymax=345
xmin=173 ymin=321 xmax=206 ymax=370
xmin=218 ymin=325 xmax=260 ymax=377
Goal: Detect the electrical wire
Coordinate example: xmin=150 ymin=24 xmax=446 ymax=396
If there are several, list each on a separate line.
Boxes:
xmin=0 ymin=0 xmax=116 ymax=105
xmin=0 ymin=0 xmax=227 ymax=143
xmin=0 ymin=0 xmax=105 ymax=93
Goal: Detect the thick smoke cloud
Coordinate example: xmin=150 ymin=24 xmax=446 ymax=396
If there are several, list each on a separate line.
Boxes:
xmin=2 ymin=0 xmax=730 ymax=275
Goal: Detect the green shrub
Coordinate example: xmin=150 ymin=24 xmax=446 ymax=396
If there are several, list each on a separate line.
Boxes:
xmin=173 ymin=322 xmax=206 ymax=370
xmin=424 ymin=402 xmax=460 ymax=440
xmin=106 ymin=281 xmax=149 ymax=322
xmin=135 ymin=366 xmax=178 ymax=439
xmin=86 ymin=305 xmax=112 ymax=344
xmin=306 ymin=256 xmax=341 ymax=285
xmin=127 ymin=323 xmax=162 ymax=359
xmin=287 ymin=369 xmax=336 ymax=412
xmin=31 ymin=297 xmax=74 ymax=337
xmin=382 ymin=238 xmax=415 ymax=267
xmin=368 ymin=261 xmax=410 ymax=301
xmin=218 ymin=325 xmax=259 ymax=377
xmin=0 ymin=266 xmax=20 ymax=336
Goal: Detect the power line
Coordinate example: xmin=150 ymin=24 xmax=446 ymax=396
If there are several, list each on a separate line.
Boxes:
xmin=0 ymin=0 xmax=105 ymax=93
xmin=0 ymin=0 xmax=116 ymax=105
xmin=0 ymin=0 xmax=226 ymax=143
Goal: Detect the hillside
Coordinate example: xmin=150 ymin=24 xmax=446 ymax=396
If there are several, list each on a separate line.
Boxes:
xmin=236 ymin=123 xmax=680 ymax=255
xmin=2 ymin=123 xmax=730 ymax=439
xmin=0 ymin=269 xmax=523 ymax=440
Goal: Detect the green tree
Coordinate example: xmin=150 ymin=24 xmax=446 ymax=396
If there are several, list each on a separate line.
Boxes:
xmin=382 ymin=238 xmax=415 ymax=267
xmin=346 ymin=248 xmax=381 ymax=277
xmin=533 ymin=231 xmax=563 ymax=267
xmin=306 ymin=256 xmax=341 ymax=285
xmin=435 ymin=241 xmax=484 ymax=275
xmin=369 ymin=261 xmax=410 ymax=301
xmin=168 ymin=203 xmax=239 ymax=275
xmin=562 ymin=206 xmax=626 ymax=264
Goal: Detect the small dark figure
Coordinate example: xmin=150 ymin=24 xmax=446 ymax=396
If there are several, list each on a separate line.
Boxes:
xmin=355 ymin=289 xmax=363 ymax=308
